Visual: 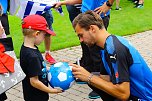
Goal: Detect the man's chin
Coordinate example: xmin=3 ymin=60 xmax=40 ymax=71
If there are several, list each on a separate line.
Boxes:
xmin=86 ymin=43 xmax=95 ymax=47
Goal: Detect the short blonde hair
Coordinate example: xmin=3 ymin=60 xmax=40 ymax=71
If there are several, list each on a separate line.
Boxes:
xmin=22 ymin=28 xmax=37 ymax=36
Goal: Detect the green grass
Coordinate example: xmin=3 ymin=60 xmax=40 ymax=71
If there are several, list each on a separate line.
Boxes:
xmin=108 ymin=0 xmax=152 ymax=35
xmin=8 ymin=0 xmax=152 ymax=57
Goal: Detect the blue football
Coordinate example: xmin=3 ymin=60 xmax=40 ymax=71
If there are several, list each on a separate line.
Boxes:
xmin=48 ymin=62 xmax=75 ymax=90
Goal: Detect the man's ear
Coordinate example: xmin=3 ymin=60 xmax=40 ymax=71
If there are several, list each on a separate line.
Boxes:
xmin=89 ymin=25 xmax=96 ymax=33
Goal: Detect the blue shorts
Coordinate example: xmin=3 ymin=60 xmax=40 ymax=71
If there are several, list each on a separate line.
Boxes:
xmin=42 ymin=10 xmax=53 ymax=31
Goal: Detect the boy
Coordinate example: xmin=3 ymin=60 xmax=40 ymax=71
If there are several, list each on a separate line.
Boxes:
xmin=20 ymin=15 xmax=62 ymax=101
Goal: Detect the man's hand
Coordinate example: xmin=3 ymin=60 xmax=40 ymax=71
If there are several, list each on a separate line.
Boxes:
xmin=94 ymin=2 xmax=111 ymax=16
xmin=54 ymin=1 xmax=65 ymax=9
xmin=53 ymin=0 xmax=82 ymax=9
xmin=70 ymin=63 xmax=91 ymax=82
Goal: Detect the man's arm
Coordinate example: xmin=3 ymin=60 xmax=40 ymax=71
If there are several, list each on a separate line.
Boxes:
xmin=94 ymin=0 xmax=114 ymax=15
xmin=99 ymin=75 xmax=110 ymax=81
xmin=71 ymin=64 xmax=130 ymax=101
xmin=54 ymin=0 xmax=82 ymax=8
xmin=108 ymin=0 xmax=115 ymax=5
xmin=90 ymin=75 xmax=130 ymax=101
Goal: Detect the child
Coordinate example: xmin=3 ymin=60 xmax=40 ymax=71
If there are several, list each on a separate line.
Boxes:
xmin=20 ymin=15 xmax=62 ymax=101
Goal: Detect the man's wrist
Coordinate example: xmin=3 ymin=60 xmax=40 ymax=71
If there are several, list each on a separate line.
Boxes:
xmin=87 ymin=73 xmax=94 ymax=85
xmin=106 ymin=1 xmax=113 ymax=7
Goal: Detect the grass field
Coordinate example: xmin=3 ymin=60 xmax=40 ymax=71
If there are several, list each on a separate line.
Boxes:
xmin=8 ymin=0 xmax=152 ymax=57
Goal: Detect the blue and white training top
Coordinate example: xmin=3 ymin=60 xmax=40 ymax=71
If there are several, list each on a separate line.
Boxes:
xmin=100 ymin=35 xmax=152 ymax=100
xmin=81 ymin=0 xmax=110 ymax=18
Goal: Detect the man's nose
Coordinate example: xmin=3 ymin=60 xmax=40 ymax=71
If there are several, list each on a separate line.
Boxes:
xmin=79 ymin=38 xmax=83 ymax=43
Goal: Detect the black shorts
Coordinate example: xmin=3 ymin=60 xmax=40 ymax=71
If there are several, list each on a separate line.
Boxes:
xmin=0 ymin=14 xmax=10 ymax=35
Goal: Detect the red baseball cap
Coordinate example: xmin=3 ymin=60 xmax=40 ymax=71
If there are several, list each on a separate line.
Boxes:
xmin=22 ymin=15 xmax=56 ymax=36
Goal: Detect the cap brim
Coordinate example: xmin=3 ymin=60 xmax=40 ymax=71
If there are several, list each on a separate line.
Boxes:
xmin=45 ymin=29 xmax=56 ymax=36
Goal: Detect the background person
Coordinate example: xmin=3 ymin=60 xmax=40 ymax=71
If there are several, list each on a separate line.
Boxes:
xmin=134 ymin=0 xmax=144 ymax=8
xmin=115 ymin=0 xmax=121 ymax=10
xmin=0 ymin=0 xmax=10 ymax=100
xmin=55 ymin=0 xmax=112 ymax=99
xmin=66 ymin=3 xmax=101 ymax=99
xmin=42 ymin=10 xmax=57 ymax=65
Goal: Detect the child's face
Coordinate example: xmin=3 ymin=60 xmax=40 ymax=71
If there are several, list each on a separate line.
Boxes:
xmin=34 ymin=31 xmax=46 ymax=45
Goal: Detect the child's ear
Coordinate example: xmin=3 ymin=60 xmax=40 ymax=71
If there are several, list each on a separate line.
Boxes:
xmin=33 ymin=31 xmax=39 ymax=37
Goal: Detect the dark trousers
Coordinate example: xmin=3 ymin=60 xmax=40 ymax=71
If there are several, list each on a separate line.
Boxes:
xmin=66 ymin=5 xmax=81 ymax=23
xmin=81 ymin=15 xmax=110 ymax=73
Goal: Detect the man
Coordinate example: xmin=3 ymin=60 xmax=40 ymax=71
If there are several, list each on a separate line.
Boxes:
xmin=71 ymin=10 xmax=152 ymax=100
xmin=55 ymin=0 xmax=113 ymax=99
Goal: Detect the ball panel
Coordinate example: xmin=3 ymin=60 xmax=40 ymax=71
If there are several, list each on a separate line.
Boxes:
xmin=58 ymin=72 xmax=67 ymax=81
xmin=48 ymin=72 xmax=52 ymax=82
xmin=69 ymin=80 xmax=75 ymax=88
